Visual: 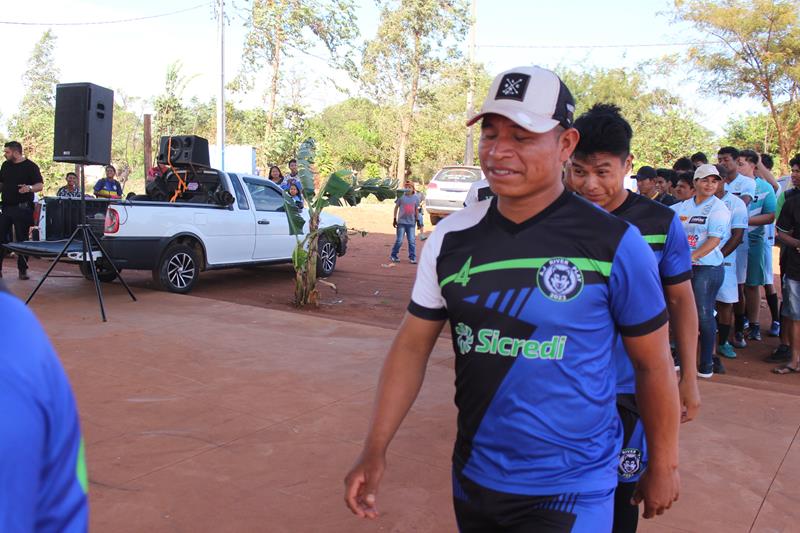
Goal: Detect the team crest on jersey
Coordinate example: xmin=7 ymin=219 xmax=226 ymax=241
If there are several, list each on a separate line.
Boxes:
xmin=455 ymin=322 xmax=474 ymax=355
xmin=619 ymin=448 xmax=642 ymax=479
xmin=537 ymin=258 xmax=583 ymax=302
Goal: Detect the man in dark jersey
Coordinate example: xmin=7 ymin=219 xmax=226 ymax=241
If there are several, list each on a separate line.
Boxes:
xmin=0 ymin=141 xmax=44 ymax=279
xmin=0 ymin=282 xmax=89 ymax=531
xmin=566 ymin=104 xmax=698 ymax=532
xmin=344 ymin=67 xmax=680 ymax=532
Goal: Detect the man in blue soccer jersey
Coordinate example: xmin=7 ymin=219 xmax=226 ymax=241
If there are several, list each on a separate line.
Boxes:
xmin=565 ymin=104 xmax=698 ymax=532
xmin=344 ymin=67 xmax=680 ymax=532
xmin=0 ymin=282 xmax=89 ymax=532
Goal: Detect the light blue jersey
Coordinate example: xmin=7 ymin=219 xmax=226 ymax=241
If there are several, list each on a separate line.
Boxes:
xmin=748 ymin=177 xmax=777 ymax=242
xmin=672 ymin=196 xmax=730 ymax=266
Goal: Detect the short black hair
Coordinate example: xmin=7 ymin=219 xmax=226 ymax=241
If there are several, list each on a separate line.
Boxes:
xmin=672 ymin=157 xmax=694 ymax=172
xmin=739 ymin=149 xmax=759 ymax=165
xmin=717 ymin=146 xmax=740 ymax=159
xmin=572 ymin=103 xmax=633 ymax=160
xmin=676 ymin=172 xmax=695 ymax=189
xmin=105 ymin=164 xmax=116 ymax=172
xmin=690 ymin=152 xmax=708 ymax=164
xmin=289 ymin=159 xmax=298 ymax=165
xmin=656 ymin=168 xmax=676 ymax=182
xmin=3 ymin=141 xmax=22 ymax=153
xmin=66 ymin=171 xmax=77 ymax=178
xmin=760 ymin=153 xmax=774 ymax=170
xmin=790 ymin=154 xmax=800 ymax=168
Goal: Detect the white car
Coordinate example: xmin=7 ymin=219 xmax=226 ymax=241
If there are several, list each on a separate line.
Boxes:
xmin=424 ymin=165 xmax=484 ymax=225
xmin=12 ymin=170 xmax=348 ymax=294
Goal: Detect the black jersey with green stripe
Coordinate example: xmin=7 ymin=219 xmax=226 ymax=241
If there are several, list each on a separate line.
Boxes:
xmin=409 ymin=191 xmax=668 ymax=496
xmin=610 ymin=192 xmax=692 ymax=394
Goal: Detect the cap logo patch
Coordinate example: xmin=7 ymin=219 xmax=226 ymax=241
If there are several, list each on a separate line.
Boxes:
xmin=495 ymin=73 xmax=530 ymax=102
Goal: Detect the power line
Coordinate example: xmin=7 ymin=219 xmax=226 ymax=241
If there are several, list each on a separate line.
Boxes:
xmin=477 ymin=41 xmax=715 ymax=50
xmin=0 ymin=3 xmax=209 ymax=26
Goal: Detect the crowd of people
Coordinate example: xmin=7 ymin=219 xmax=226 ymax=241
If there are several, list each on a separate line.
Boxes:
xmin=629 ymin=147 xmax=800 ymax=376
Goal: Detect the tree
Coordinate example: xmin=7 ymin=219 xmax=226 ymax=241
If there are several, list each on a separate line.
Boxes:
xmin=560 ymin=66 xmax=714 ymax=167
xmin=238 ymin=0 xmax=359 ymax=160
xmin=360 ymin=0 xmax=469 ymax=182
xmin=673 ymin=0 xmax=800 ymax=169
xmin=153 ymin=61 xmax=198 ymax=140
xmin=720 ymin=112 xmax=784 ymax=156
xmin=285 ymin=139 xmax=396 ymax=307
xmin=110 ymin=92 xmax=145 ymax=192
xmin=7 ymin=30 xmax=68 ymax=189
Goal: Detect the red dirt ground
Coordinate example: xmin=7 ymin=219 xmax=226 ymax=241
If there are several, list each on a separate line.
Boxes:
xmin=22 ymin=203 xmax=800 ymax=395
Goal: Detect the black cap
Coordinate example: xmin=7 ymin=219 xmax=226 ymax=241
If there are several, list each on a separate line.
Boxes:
xmin=634 ymin=166 xmax=657 ymax=181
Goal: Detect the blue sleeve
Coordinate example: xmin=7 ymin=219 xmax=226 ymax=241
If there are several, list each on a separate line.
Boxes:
xmin=660 ymin=214 xmax=693 ymax=285
xmin=93 ymin=179 xmax=102 ymax=193
xmin=763 ymin=186 xmax=777 ymax=214
xmin=610 ymin=226 xmax=669 ymax=337
xmin=707 ymin=207 xmax=728 ymax=238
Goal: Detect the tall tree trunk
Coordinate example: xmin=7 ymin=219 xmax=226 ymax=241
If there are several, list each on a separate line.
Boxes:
xmin=265 ymin=40 xmax=282 ymax=146
xmin=396 ymin=33 xmax=422 ymax=182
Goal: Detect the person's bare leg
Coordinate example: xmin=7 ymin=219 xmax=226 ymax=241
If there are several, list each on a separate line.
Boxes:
xmin=745 ymin=285 xmax=761 ymax=327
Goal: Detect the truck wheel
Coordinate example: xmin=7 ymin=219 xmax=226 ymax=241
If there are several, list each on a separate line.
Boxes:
xmin=316 ymin=237 xmax=337 ymax=277
xmin=154 ymin=243 xmax=199 ymax=294
xmin=430 ymin=215 xmax=442 ymax=226
xmin=80 ymin=259 xmax=119 ymax=283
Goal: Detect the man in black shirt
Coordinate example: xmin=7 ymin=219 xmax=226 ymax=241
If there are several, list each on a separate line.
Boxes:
xmin=775 ymin=192 xmax=800 ymax=373
xmin=0 ymin=141 xmax=44 ymax=279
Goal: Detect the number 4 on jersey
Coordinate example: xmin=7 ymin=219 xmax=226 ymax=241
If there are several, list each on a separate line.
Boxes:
xmin=454 ymin=257 xmax=473 ymax=287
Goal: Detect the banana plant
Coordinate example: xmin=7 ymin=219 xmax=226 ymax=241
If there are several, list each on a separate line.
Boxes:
xmin=284 ymin=138 xmax=398 ymax=307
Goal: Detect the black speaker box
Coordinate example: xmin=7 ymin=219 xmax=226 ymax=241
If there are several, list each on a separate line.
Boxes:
xmin=157 ymin=135 xmax=210 ymax=167
xmin=53 ymin=83 xmax=114 ymax=165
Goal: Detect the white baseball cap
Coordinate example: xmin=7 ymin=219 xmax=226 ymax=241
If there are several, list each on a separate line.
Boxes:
xmin=467 ymin=66 xmax=576 ymax=133
xmin=694 ymin=164 xmax=723 ymax=181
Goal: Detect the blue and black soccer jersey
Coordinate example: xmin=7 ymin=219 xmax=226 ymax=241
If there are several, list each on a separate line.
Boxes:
xmin=0 ymin=289 xmax=88 ymax=532
xmin=611 ymin=192 xmax=692 ymax=394
xmin=409 ymin=191 xmax=668 ymax=495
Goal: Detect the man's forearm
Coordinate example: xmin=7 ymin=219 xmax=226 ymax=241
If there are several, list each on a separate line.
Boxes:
xmin=666 ymin=283 xmax=698 ymax=384
xmin=777 ymin=231 xmax=800 ymax=249
xmin=757 ymin=163 xmax=779 ymax=192
xmin=31 ymin=183 xmax=43 ymax=193
xmin=363 ymin=314 xmax=445 ymax=455
xmin=720 ymin=229 xmax=744 ymax=257
xmin=627 ymin=328 xmax=681 ymax=470
xmin=749 ymin=213 xmax=775 ymax=226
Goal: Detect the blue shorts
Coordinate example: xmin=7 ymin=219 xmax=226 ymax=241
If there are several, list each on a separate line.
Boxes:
xmin=452 ymin=468 xmax=614 ymax=532
xmin=617 ymin=396 xmax=648 ymax=484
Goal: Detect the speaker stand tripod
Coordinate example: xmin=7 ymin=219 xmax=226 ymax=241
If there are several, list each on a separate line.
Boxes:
xmin=26 ymin=164 xmax=136 ymax=322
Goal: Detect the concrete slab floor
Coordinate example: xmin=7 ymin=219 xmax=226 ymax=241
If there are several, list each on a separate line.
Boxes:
xmin=4 ymin=274 xmax=800 ymax=532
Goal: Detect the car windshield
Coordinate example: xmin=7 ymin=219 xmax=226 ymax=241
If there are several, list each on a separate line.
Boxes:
xmin=433 ymin=168 xmax=482 ymax=183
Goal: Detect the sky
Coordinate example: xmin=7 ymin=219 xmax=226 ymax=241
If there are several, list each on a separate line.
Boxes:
xmin=0 ymin=0 xmax=764 ymax=138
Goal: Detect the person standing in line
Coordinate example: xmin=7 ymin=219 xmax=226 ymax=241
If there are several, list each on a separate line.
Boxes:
xmin=672 ymin=173 xmax=695 ymax=202
xmin=717 ymin=147 xmax=756 ymax=348
xmin=346 ymin=66 xmax=680 ymax=532
xmin=672 ymin=165 xmax=731 ymax=378
xmin=567 ymin=103 xmax=698 ymax=533
xmin=773 ymin=187 xmax=800 ymax=374
xmin=0 ymin=141 xmax=44 ymax=280
xmin=714 ymin=166 xmax=748 ymax=365
xmin=390 ymin=180 xmax=421 ymax=264
xmin=738 ymin=150 xmax=776 ymax=343
xmin=0 ymin=283 xmax=89 ymax=531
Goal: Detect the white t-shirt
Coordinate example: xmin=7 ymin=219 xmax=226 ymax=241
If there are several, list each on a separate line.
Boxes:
xmin=724 ymin=174 xmax=756 ymax=202
xmin=672 ymin=195 xmax=730 ymax=267
xmin=464 ymin=178 xmax=492 ymax=207
xmin=718 ymin=192 xmax=748 ymax=253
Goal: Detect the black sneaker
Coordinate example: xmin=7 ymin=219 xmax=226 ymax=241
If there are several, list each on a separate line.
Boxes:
xmin=18 ymin=270 xmax=29 ymax=281
xmin=672 ymin=353 xmax=680 ymax=371
xmin=713 ymin=356 xmax=727 ymax=375
xmin=764 ymin=345 xmax=791 ymax=363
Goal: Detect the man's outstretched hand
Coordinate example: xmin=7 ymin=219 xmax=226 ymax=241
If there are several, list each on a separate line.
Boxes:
xmin=344 ymin=451 xmax=386 ymax=519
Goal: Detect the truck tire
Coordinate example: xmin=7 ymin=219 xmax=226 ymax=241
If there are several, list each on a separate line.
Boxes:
xmin=80 ymin=259 xmax=119 ymax=283
xmin=430 ymin=214 xmax=442 ymax=226
xmin=316 ymin=236 xmax=337 ymax=278
xmin=154 ymin=243 xmax=199 ymax=294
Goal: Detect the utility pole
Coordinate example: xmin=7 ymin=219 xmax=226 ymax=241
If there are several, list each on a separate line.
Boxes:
xmin=217 ymin=0 xmax=226 ymax=171
xmin=463 ymin=0 xmax=477 ymax=166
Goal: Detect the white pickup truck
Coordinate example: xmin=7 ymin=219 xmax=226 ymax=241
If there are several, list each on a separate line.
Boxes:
xmin=10 ymin=169 xmax=347 ymax=294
